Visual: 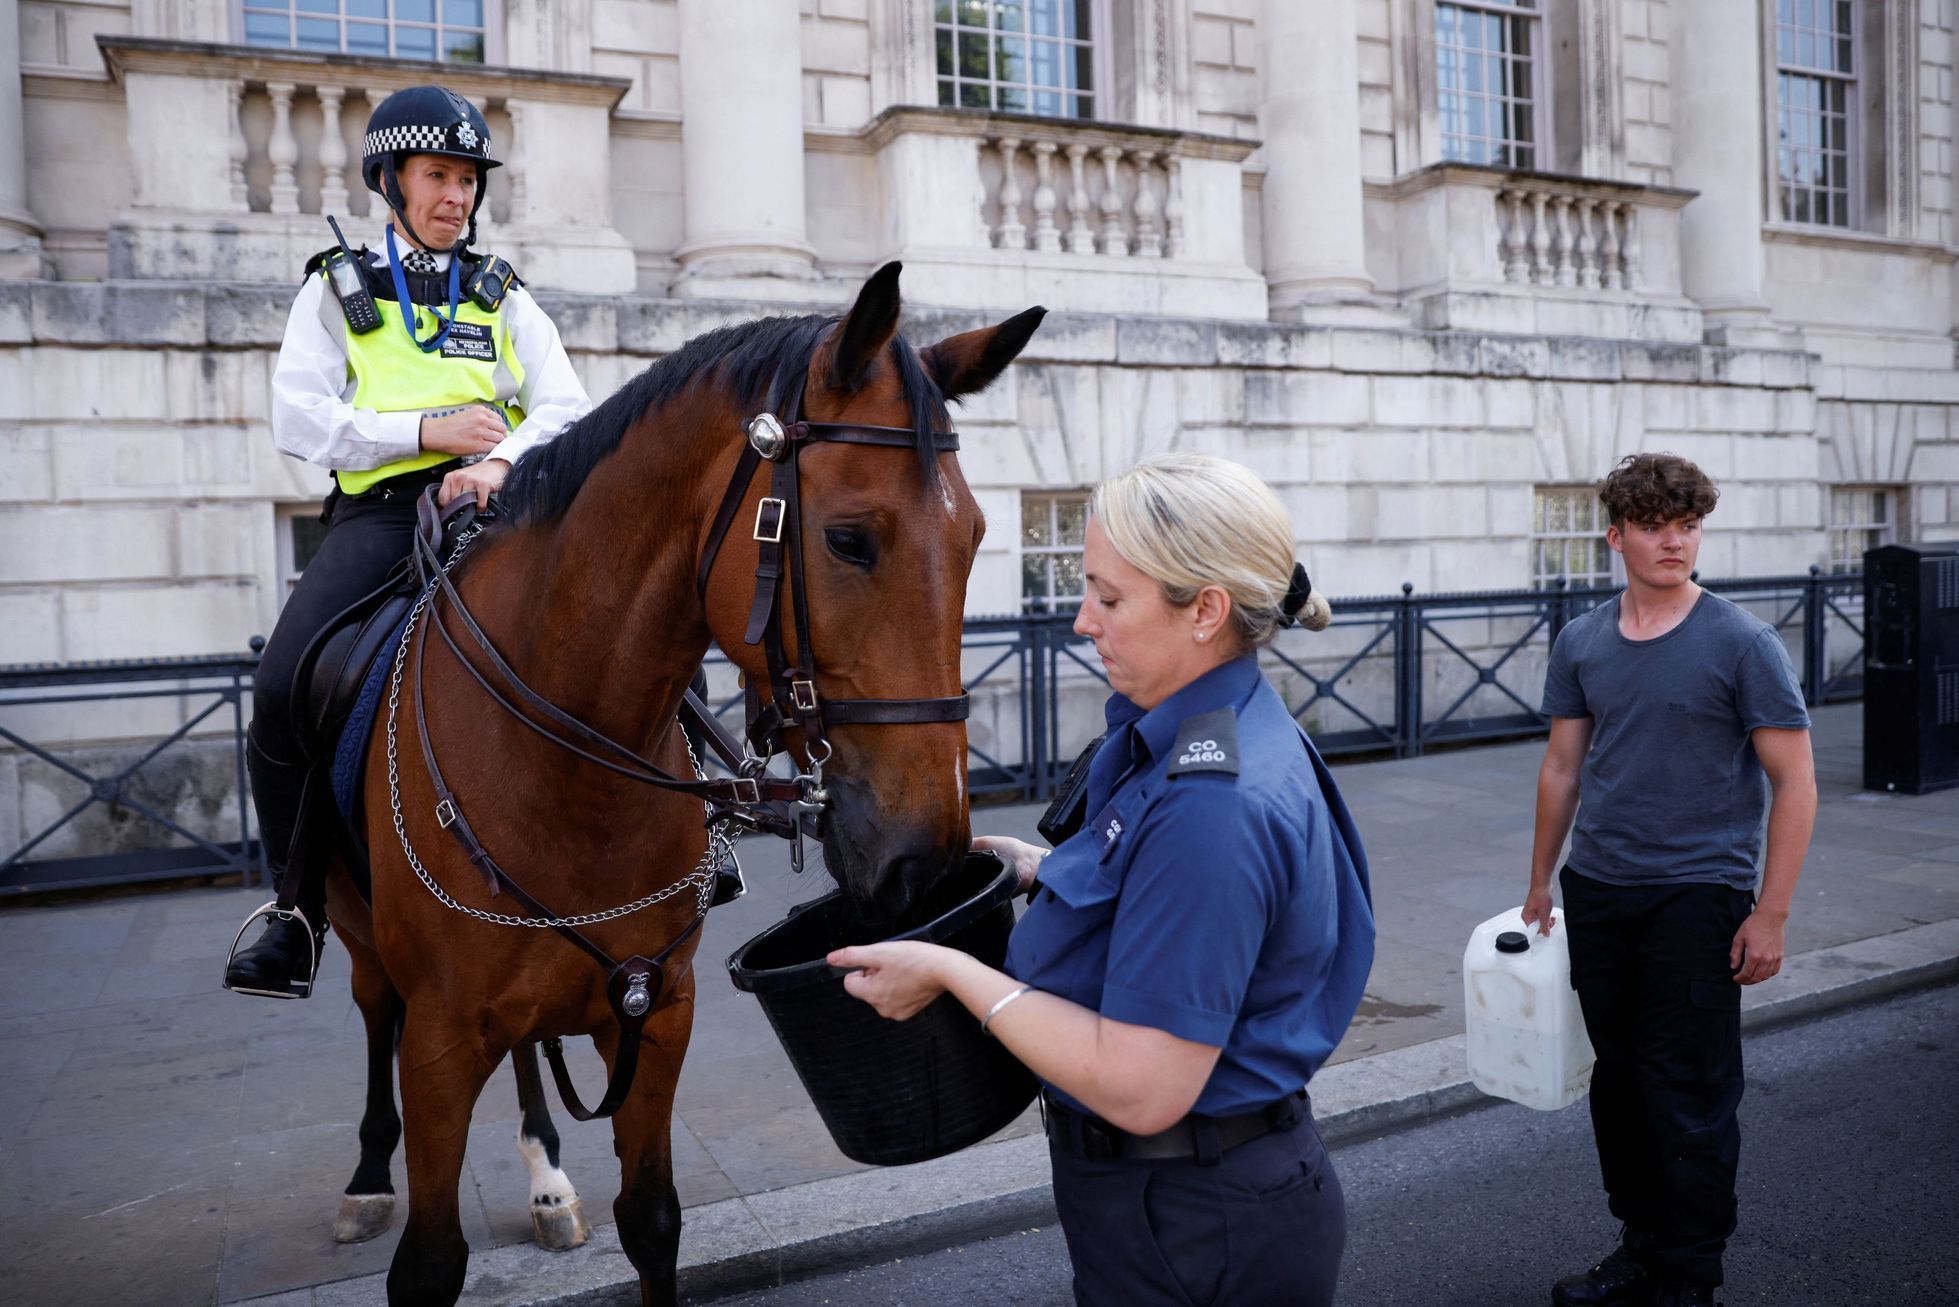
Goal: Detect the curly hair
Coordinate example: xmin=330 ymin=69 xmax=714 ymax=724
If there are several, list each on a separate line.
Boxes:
xmin=1597 ymin=453 xmax=1719 ymax=527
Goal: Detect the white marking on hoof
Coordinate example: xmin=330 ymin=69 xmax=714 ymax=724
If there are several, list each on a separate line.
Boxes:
xmin=333 ymin=1192 xmax=396 ymax=1244
xmin=519 ymin=1134 xmax=588 ymax=1251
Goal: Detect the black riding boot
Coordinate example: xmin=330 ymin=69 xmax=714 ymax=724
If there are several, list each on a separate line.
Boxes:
xmin=224 ymin=729 xmax=328 ymax=999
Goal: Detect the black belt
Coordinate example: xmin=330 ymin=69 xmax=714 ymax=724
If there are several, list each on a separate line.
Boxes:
xmin=1042 ymin=1088 xmax=1309 ymax=1164
xmin=336 ymin=460 xmax=463 ymax=501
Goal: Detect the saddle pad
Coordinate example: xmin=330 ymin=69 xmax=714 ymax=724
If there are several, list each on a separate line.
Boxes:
xmin=332 ymin=612 xmax=411 ymax=819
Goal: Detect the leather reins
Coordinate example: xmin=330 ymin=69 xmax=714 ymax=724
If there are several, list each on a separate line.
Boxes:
xmin=396 ymin=398 xmax=968 ymax=1119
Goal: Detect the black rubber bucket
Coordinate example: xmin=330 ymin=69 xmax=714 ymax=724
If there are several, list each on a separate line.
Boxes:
xmin=726 ymin=851 xmax=1039 ymax=1166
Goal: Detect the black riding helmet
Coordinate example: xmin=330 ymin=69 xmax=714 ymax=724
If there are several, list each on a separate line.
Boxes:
xmin=360 ymin=85 xmax=502 ymax=252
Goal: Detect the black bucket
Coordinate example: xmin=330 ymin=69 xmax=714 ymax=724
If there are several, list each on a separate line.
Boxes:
xmin=726 ymin=851 xmax=1039 ymax=1166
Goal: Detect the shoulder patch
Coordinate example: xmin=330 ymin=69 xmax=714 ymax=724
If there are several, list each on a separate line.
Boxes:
xmin=1166 ymin=707 xmax=1238 ymax=778
xmin=302 ymin=247 xmax=337 ymax=280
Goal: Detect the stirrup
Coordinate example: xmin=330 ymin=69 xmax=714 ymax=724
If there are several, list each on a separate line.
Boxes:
xmin=710 ymin=848 xmax=747 ymax=908
xmin=222 ymin=900 xmax=323 ymax=1000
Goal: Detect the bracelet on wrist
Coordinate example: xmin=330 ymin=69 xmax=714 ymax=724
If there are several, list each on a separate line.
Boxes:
xmin=980 ymin=983 xmax=1033 ymax=1037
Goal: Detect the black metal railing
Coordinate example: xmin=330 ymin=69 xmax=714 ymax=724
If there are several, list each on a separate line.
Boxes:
xmin=1 ymin=569 xmax=1863 ymax=892
xmin=0 ymin=655 xmax=263 ymax=896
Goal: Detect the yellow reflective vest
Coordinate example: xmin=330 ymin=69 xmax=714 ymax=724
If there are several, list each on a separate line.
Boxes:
xmin=332 ymin=273 xmax=526 ymax=495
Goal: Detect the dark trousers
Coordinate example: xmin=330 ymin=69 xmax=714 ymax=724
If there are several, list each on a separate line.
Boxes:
xmin=1048 ymin=1112 xmax=1345 ymax=1307
xmin=253 ymin=480 xmax=431 ymax=769
xmin=1561 ymin=866 xmax=1753 ymax=1288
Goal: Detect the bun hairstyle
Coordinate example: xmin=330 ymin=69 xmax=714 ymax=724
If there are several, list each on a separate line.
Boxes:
xmin=1090 ymin=452 xmax=1332 ymax=650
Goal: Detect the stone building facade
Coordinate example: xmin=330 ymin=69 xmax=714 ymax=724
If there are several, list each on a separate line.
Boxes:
xmin=2 ymin=1 xmax=1957 ymax=858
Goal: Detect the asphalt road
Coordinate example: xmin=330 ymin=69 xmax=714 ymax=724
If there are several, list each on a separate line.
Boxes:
xmin=701 ymin=982 xmax=1959 ymax=1306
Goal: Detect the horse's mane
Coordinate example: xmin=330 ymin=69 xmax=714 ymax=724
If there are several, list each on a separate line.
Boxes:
xmin=500 ymin=312 xmax=951 ymax=526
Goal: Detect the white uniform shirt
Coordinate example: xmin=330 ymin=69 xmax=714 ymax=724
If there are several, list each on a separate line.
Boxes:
xmin=270 ymin=247 xmax=591 ymax=473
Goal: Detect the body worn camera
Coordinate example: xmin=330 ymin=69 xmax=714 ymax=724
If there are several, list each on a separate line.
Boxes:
xmin=463 ymin=254 xmax=516 ymax=313
xmin=1037 ymin=733 xmax=1108 ymax=846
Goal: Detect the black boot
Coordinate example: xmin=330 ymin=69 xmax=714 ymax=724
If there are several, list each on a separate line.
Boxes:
xmin=224 ymin=728 xmax=327 ymax=999
xmin=1551 ymin=1246 xmax=1654 ymax=1307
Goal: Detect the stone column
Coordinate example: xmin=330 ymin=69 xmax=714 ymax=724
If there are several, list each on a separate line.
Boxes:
xmin=1671 ymin=0 xmax=1780 ymax=345
xmin=672 ymin=0 xmax=816 ymax=296
xmin=1257 ymin=0 xmax=1377 ymax=321
xmin=0 ymin=0 xmax=47 ymax=277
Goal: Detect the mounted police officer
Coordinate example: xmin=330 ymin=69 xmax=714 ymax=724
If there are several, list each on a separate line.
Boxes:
xmin=830 ymin=453 xmax=1376 ymax=1306
xmin=224 ymin=86 xmax=591 ymax=999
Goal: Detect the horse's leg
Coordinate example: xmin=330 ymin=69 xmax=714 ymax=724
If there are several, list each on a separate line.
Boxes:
xmin=510 ymin=1040 xmax=590 ymax=1250
xmin=387 ymin=1011 xmax=500 ymax=1307
xmin=609 ymin=981 xmax=696 ymax=1307
xmin=334 ymin=932 xmax=405 ymax=1244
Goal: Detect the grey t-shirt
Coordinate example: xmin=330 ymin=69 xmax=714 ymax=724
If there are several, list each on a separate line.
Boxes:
xmin=1541 ymin=590 xmax=1811 ymax=889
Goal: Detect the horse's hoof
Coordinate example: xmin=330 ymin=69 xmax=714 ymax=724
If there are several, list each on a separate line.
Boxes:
xmin=333 ymin=1192 xmax=397 ymax=1243
xmin=531 ymin=1196 xmax=590 ymax=1251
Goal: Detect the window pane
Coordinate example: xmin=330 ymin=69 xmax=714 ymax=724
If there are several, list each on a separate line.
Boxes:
xmin=935 ymin=0 xmax=953 ymax=21
xmin=347 ymin=20 xmax=387 ymax=54
xmin=998 ymin=84 xmax=1028 ymax=111
xmin=1056 ymin=498 xmax=1086 ymax=545
xmin=997 ymin=34 xmax=1027 ymax=83
xmin=1075 ymin=92 xmax=1093 ymax=119
xmin=243 ymin=12 xmax=291 ymax=45
xmin=960 ymin=81 xmax=991 ymax=108
xmin=349 ymin=0 xmax=388 ymax=16
xmin=1022 ymin=554 xmax=1049 ymax=606
xmin=1052 ymin=552 xmax=1084 ymax=600
xmin=1028 ymin=0 xmax=1057 ymax=37
xmin=997 ymin=0 xmax=1026 ymax=33
xmin=295 ymin=16 xmax=339 ymax=50
xmin=1072 ymin=44 xmax=1093 ymax=92
xmin=957 ymin=0 xmax=988 ymax=26
xmin=1024 ymin=503 xmax=1052 ymax=548
xmin=936 ymin=28 xmax=955 ymax=76
xmin=937 ymin=78 xmax=958 ymax=107
xmin=396 ymin=25 xmax=437 ymax=59
xmin=958 ymin=30 xmax=990 ymax=79
xmin=443 ymin=29 xmax=484 ymax=63
xmin=291 ymin=515 xmax=328 ymax=573
xmin=398 ymin=0 xmax=436 ymax=22
xmin=445 ymin=0 xmax=484 ymax=26
xmin=296 ymin=0 xmax=338 ymax=14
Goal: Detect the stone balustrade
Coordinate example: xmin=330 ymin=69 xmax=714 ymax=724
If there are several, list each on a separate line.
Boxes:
xmin=1366 ymin=163 xmax=1701 ymax=342
xmin=865 ymin=107 xmax=1266 ymax=319
xmin=95 ymin=37 xmax=636 ymax=292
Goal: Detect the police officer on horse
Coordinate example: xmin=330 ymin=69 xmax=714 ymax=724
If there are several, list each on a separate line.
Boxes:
xmin=224 ymin=85 xmax=591 ymax=999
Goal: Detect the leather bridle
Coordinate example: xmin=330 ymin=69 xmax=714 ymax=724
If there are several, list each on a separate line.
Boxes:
xmin=393 ymin=394 xmax=970 ymax=1119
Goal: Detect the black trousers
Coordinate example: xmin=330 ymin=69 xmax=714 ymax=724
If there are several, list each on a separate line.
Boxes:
xmin=1048 ymin=1112 xmax=1345 ymax=1306
xmin=1561 ymin=866 xmax=1753 ymax=1288
xmin=253 ymin=477 xmax=436 ymax=771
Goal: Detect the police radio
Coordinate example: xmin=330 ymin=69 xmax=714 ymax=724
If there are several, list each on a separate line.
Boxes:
xmin=462 ymin=254 xmax=516 ymax=312
xmin=1036 ymin=732 xmax=1108 ymax=847
xmin=322 ymin=216 xmax=381 ymax=334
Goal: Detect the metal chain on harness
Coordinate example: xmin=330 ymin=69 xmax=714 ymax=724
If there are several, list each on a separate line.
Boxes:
xmin=384 ymin=525 xmax=723 ymax=929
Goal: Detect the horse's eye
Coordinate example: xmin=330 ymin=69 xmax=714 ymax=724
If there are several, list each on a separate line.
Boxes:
xmin=825 ymin=526 xmax=876 ymax=568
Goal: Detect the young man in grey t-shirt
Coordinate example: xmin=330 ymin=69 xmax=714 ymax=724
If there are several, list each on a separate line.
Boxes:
xmin=1524 ymin=454 xmax=1816 ymax=1307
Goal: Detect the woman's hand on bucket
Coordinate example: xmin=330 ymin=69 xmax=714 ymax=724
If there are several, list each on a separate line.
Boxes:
xmin=972 ymin=834 xmax=1049 ymax=893
xmin=828 ymin=941 xmax=955 ymax=1021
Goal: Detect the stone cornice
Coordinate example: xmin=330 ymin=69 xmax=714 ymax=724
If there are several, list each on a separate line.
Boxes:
xmin=860 ymin=105 xmax=1258 ymax=163
xmin=1367 ymin=162 xmax=1699 ymax=209
xmin=95 ymin=37 xmax=632 ymax=109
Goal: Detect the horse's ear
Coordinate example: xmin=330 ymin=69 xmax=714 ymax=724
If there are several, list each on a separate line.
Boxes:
xmin=921 ymin=306 xmax=1048 ymax=402
xmin=829 ymin=260 xmax=905 ymax=392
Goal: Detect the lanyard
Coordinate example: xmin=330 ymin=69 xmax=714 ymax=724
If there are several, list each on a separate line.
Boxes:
xmin=384 ymin=227 xmax=462 ymax=354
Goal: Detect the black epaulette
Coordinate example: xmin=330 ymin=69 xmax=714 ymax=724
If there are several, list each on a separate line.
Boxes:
xmin=301 ymin=246 xmax=340 ymax=281
xmin=1165 ymin=708 xmax=1239 ymax=779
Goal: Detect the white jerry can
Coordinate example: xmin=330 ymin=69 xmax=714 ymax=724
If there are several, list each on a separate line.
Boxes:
xmin=1463 ymin=907 xmax=1596 ymax=1111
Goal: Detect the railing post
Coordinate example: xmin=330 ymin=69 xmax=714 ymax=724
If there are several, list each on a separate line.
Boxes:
xmin=1803 ymin=564 xmax=1826 ymax=708
xmin=1027 ymin=617 xmax=1049 ymax=801
xmin=1396 ymin=582 xmax=1419 ymax=758
xmin=1547 ymin=575 xmax=1570 ymax=646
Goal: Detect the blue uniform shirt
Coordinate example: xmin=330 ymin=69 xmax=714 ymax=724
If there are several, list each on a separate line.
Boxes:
xmin=1005 ymin=654 xmax=1376 ymax=1117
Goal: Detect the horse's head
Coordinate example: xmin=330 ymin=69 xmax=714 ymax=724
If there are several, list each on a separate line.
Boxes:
xmin=703 ymin=264 xmax=1044 ymax=922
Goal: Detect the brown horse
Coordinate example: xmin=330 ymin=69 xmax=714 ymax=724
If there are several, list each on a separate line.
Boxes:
xmin=317 ymin=263 xmax=1044 ymax=1306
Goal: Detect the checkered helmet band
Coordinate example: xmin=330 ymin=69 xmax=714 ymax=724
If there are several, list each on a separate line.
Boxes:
xmin=363 ymin=124 xmax=450 ymax=158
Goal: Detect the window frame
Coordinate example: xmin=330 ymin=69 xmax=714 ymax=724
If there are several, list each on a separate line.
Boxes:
xmin=1771 ymin=0 xmax=1861 ymax=231
xmin=1020 ymin=490 xmax=1091 ymax=615
xmin=234 ymin=0 xmax=505 ymax=67
xmin=1825 ymin=484 xmax=1903 ymax=575
xmin=1432 ymin=0 xmax=1550 ymax=172
xmin=1530 ymin=485 xmax=1618 ymax=591
xmin=932 ymin=0 xmax=1112 ymax=123
xmin=275 ymin=503 xmax=328 ymax=603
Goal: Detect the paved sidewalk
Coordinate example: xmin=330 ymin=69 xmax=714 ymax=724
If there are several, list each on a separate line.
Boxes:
xmin=1 ymin=703 xmax=1954 ymax=1306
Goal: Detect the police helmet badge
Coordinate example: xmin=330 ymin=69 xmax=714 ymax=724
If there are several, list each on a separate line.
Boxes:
xmin=456 ymin=120 xmax=478 ymax=150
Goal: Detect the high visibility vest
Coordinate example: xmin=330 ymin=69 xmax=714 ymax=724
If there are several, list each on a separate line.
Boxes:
xmin=332 ymin=273 xmax=526 ymax=495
